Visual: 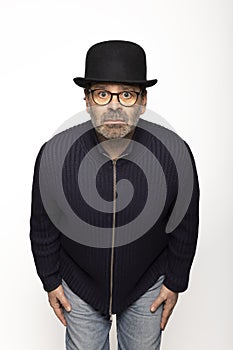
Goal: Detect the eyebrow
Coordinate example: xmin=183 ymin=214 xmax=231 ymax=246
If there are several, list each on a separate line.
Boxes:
xmin=122 ymin=85 xmax=138 ymax=90
xmin=91 ymin=85 xmax=106 ymax=89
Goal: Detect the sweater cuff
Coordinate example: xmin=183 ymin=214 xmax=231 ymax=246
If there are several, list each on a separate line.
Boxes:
xmin=41 ymin=274 xmax=62 ymax=292
xmin=163 ymin=273 xmax=190 ymax=293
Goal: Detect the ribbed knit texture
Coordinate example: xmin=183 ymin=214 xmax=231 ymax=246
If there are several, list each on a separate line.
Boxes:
xmin=29 ymin=118 xmax=200 ymax=317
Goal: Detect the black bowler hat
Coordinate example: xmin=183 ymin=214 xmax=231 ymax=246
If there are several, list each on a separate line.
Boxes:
xmin=73 ymin=40 xmax=158 ymax=88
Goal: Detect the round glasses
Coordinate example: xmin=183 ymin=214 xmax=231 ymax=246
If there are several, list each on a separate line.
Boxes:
xmin=87 ymin=89 xmax=142 ymax=107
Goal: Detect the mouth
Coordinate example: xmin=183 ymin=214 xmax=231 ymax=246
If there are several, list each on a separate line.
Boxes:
xmin=103 ymin=120 xmax=126 ymax=125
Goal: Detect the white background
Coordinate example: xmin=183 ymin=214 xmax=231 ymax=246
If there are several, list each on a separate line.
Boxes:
xmin=0 ymin=0 xmax=232 ymax=349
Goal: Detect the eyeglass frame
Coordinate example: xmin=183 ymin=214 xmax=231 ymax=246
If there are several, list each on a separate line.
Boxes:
xmin=86 ymin=88 xmax=144 ymax=107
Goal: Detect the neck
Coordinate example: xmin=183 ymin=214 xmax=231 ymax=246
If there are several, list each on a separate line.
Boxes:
xmin=95 ymin=128 xmax=135 ymax=159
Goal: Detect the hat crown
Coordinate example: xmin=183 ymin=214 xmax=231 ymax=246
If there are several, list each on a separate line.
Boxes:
xmin=84 ymin=40 xmax=147 ymax=82
xmin=73 ymin=40 xmax=157 ymax=88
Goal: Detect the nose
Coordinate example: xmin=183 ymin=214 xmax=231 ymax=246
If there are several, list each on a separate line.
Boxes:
xmin=107 ymin=94 xmax=122 ymax=110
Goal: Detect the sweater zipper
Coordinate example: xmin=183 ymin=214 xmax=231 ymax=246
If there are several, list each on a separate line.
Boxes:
xmin=109 ymin=157 xmax=117 ymax=321
xmin=102 ymin=152 xmax=128 ymax=321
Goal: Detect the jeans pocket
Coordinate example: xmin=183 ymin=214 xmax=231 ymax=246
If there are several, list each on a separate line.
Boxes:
xmin=147 ymin=274 xmax=165 ymax=291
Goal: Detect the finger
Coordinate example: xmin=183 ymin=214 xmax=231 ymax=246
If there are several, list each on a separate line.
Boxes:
xmin=52 ymin=304 xmax=67 ymax=327
xmin=56 ymin=286 xmax=72 ymax=312
xmin=48 ymin=296 xmax=69 ymax=326
xmin=58 ymin=293 xmax=72 ymax=312
xmin=150 ymin=295 xmax=164 ymax=313
xmin=49 ymin=288 xmax=72 ymax=313
xmin=160 ymin=303 xmax=174 ymax=330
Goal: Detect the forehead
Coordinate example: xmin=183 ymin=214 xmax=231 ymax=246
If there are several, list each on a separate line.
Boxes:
xmin=90 ymin=82 xmax=140 ymax=90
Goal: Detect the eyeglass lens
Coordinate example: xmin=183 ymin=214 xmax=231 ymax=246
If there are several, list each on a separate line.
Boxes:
xmin=92 ymin=90 xmax=138 ymax=106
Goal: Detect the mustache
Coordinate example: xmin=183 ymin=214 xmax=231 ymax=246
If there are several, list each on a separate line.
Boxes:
xmin=102 ymin=110 xmax=129 ymax=122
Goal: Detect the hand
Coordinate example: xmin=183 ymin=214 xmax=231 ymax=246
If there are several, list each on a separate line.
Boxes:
xmin=150 ymin=284 xmax=178 ymax=331
xmin=48 ymin=285 xmax=71 ymax=326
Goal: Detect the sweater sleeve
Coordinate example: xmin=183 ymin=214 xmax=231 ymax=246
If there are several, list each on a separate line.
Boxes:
xmin=163 ymin=141 xmax=200 ymax=293
xmin=29 ymin=142 xmax=62 ymax=292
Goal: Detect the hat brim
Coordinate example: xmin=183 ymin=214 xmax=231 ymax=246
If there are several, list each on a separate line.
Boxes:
xmin=73 ymin=77 xmax=158 ymax=88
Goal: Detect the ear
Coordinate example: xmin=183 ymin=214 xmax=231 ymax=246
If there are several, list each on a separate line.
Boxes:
xmin=140 ymin=91 xmax=147 ymax=115
xmin=84 ymin=93 xmax=90 ymax=114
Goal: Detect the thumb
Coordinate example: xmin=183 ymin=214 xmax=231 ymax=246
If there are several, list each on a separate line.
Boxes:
xmin=58 ymin=290 xmax=72 ymax=312
xmin=150 ymin=294 xmax=164 ymax=313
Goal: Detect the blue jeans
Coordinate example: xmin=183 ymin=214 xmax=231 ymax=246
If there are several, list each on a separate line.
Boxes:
xmin=62 ymin=274 xmax=165 ymax=350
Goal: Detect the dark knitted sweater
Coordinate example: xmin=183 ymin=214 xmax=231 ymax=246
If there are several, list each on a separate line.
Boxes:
xmin=29 ymin=118 xmax=200 ymax=318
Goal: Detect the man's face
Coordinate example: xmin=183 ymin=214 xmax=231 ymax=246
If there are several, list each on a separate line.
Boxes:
xmin=84 ymin=82 xmax=147 ymax=139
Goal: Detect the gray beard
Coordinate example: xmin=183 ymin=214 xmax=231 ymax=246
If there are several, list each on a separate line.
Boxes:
xmin=90 ymin=108 xmax=141 ymax=140
xmin=95 ymin=123 xmax=133 ymax=139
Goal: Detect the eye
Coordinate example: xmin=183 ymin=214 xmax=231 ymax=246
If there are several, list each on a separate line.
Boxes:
xmin=98 ymin=90 xmax=109 ymax=99
xmin=122 ymin=91 xmax=132 ymax=99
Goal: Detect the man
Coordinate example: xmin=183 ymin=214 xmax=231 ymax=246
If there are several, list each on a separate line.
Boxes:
xmin=30 ymin=40 xmax=200 ymax=349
